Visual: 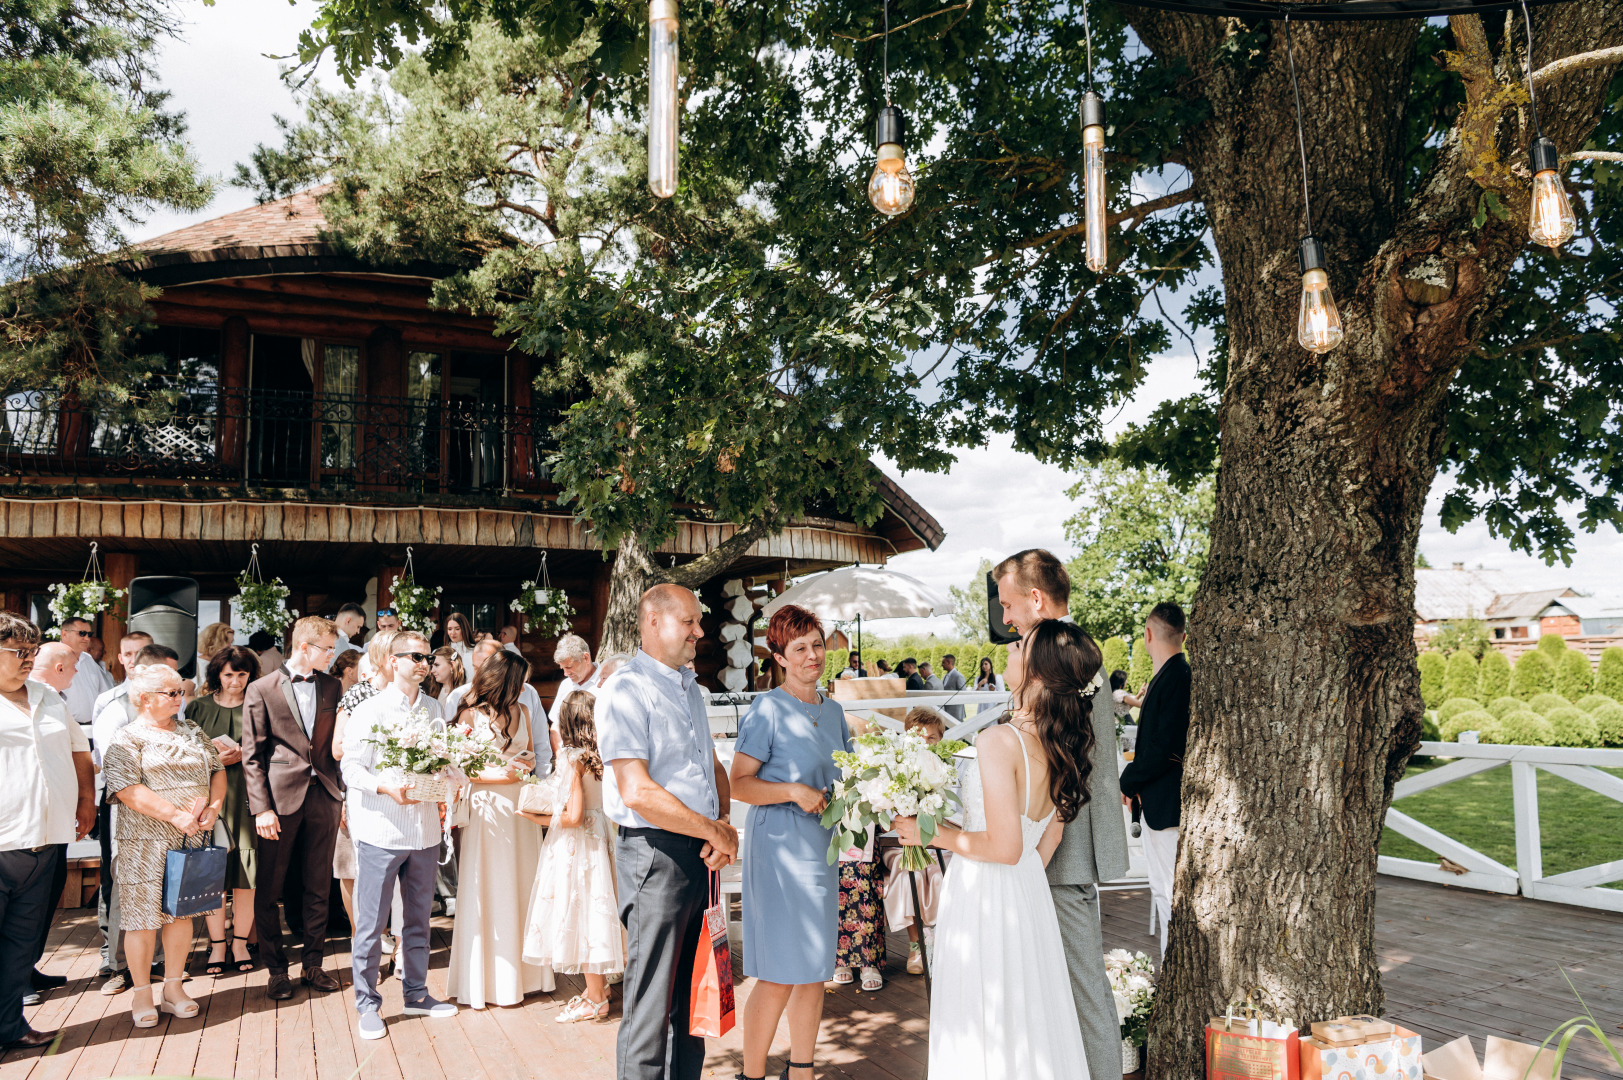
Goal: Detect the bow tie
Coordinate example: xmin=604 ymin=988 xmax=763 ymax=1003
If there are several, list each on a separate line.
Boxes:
xmin=290 ymin=674 xmax=316 ymax=684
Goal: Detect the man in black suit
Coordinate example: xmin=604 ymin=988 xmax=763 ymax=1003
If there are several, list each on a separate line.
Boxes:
xmin=1118 ymin=601 xmax=1191 ymax=956
xmin=241 ymin=615 xmax=345 ymax=1000
xmin=901 ymin=658 xmax=926 ymax=690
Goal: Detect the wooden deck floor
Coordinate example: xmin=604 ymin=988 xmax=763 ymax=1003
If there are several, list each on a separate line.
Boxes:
xmin=5 ymin=877 xmax=1620 ymax=1080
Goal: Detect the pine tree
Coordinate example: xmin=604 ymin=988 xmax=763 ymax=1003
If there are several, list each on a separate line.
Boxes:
xmin=1597 ymin=648 xmax=1623 ymax=701
xmin=1442 ymin=651 xmax=1481 ymax=704
xmin=1476 ymin=650 xmax=1511 ymax=703
xmin=1418 ymin=651 xmax=1447 ymax=709
xmin=1555 ymin=649 xmax=1596 ymax=702
xmin=1511 ymin=650 xmax=1557 ymax=701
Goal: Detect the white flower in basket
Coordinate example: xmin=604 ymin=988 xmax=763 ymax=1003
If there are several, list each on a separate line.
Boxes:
xmin=367 ymin=707 xmax=491 ymax=803
xmin=1105 ymin=948 xmax=1156 ymax=1058
xmin=821 ymin=730 xmax=963 ymax=871
xmin=45 ymin=580 xmax=126 ymax=637
xmin=510 ymin=580 xmax=575 ymax=638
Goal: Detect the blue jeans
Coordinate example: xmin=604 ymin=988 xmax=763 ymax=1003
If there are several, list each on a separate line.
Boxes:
xmin=0 ymin=847 xmax=58 ymax=1041
xmin=351 ymin=841 xmax=436 ymax=1015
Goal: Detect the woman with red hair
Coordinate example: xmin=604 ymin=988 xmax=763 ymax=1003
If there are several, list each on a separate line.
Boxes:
xmin=728 ymin=603 xmax=851 ymax=1080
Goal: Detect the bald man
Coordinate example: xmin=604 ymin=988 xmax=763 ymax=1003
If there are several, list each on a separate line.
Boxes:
xmin=598 ymin=584 xmax=735 ymax=1080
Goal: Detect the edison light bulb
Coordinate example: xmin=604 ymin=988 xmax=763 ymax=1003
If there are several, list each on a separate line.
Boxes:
xmin=869 ymin=106 xmax=915 ymax=217
xmin=1081 ymin=91 xmax=1106 ymax=272
xmin=648 ymin=0 xmax=679 ymax=198
xmin=1527 ymin=137 xmax=1574 ymax=249
xmin=1296 ymin=237 xmax=1343 ymax=354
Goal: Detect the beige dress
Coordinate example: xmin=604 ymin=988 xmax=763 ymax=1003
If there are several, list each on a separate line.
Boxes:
xmin=446 ymin=704 xmax=552 ymax=1007
xmin=103 ymin=718 xmax=225 ymax=930
xmin=522 ymin=747 xmax=624 ymax=976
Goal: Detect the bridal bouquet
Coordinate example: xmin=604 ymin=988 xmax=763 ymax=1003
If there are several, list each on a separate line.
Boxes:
xmin=821 ymin=730 xmax=962 ymax=871
xmin=1105 ymin=949 xmax=1156 ymax=1047
xmin=365 ymin=706 xmax=500 ymax=802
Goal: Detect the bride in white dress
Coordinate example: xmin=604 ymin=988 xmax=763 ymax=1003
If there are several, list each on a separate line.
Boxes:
xmin=895 ymin=619 xmax=1103 ymax=1080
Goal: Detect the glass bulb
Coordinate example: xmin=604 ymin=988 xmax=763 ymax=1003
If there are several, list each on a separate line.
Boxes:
xmin=868 ymin=143 xmax=915 ymax=217
xmin=1297 ymin=268 xmax=1343 ymax=354
xmin=647 ymin=0 xmax=679 ymax=198
xmin=1528 ymin=169 xmax=1576 ymax=249
xmin=1083 ymin=124 xmax=1106 ymax=272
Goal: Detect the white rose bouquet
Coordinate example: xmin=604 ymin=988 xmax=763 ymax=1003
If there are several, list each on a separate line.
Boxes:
xmin=365 ymin=707 xmax=500 ymax=802
xmin=821 ymin=730 xmax=962 ymax=871
xmin=1105 ymin=948 xmax=1156 ymax=1047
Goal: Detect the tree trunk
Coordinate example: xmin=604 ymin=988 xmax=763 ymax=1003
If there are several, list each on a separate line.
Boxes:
xmin=1126 ymin=8 xmax=1623 ymax=1075
xmin=597 ymin=518 xmax=777 ymax=659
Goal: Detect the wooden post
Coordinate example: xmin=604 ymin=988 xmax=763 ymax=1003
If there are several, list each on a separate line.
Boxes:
xmin=508 ymin=352 xmax=533 ymax=489
xmin=378 ymin=566 xmax=404 ymax=613
xmin=218 ymin=317 xmax=250 ymax=473
xmin=102 ymin=552 xmax=138 ymax=682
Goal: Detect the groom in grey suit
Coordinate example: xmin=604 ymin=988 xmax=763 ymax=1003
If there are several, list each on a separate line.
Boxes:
xmin=995 ymin=550 xmax=1130 ymax=1080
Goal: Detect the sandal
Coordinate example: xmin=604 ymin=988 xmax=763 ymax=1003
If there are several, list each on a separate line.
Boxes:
xmin=781 ymin=1061 xmax=814 ymax=1080
xmin=554 ymin=992 xmax=611 ymax=1023
xmin=859 ymin=967 xmax=883 ymax=992
xmin=232 ymin=935 xmax=256 ymax=973
xmin=204 ymin=938 xmax=227 ymax=976
xmin=130 ymin=986 xmax=159 ymax=1029
xmin=157 ymin=976 xmax=199 ymax=1019
xmin=832 ymin=967 xmax=853 ymax=985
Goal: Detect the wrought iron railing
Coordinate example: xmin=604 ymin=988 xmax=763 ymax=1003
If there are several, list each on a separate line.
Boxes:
xmin=0 ymin=384 xmax=560 ymax=496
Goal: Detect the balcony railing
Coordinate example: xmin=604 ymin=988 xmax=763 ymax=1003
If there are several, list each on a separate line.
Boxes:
xmin=0 ymin=384 xmax=559 ymax=497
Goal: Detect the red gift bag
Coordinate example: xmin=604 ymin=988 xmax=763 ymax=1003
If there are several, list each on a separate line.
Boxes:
xmin=1207 ymin=992 xmax=1301 ymax=1080
xmin=689 ymin=871 xmax=735 ymax=1038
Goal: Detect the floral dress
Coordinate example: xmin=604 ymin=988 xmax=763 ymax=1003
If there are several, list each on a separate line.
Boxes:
xmin=836 ymin=842 xmax=888 ymax=971
xmin=522 ymin=746 xmax=625 ymax=976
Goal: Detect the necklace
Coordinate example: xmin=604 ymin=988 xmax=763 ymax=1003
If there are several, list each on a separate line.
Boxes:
xmin=784 ymin=684 xmax=822 ymax=727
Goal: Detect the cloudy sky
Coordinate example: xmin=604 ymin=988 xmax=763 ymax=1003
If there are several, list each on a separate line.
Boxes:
xmin=137 ymin=0 xmax=1623 ymax=637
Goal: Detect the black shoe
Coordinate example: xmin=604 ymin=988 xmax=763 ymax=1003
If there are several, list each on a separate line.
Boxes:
xmin=781 ymin=1062 xmax=814 ymax=1080
xmin=0 ymin=1027 xmax=57 ymax=1051
xmin=301 ymin=967 xmax=341 ymax=993
xmin=20 ymin=993 xmax=40 ymax=1007
xmin=29 ymin=971 xmax=65 ymax=992
xmin=267 ymin=972 xmax=295 ymax=1000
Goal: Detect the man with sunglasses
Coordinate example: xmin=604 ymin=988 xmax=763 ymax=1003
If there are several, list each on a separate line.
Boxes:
xmin=341 ymin=632 xmax=459 ymax=1040
xmin=242 ymin=616 xmax=345 ymax=1002
xmin=57 ymin=617 xmax=112 ymax=732
xmin=375 ymin=609 xmax=401 ymax=634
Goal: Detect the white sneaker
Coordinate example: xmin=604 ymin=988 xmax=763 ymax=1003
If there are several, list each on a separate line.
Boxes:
xmin=357 ymin=1012 xmax=386 ymax=1040
xmin=379 ymin=935 xmax=395 ymax=956
xmin=443 ymin=898 xmax=456 ymax=917
xmin=402 ymin=995 xmax=457 ymax=1019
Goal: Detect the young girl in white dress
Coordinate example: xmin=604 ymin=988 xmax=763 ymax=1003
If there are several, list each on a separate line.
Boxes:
xmin=894 ymin=619 xmax=1104 ymax=1080
xmin=521 ymin=689 xmax=625 ymax=1023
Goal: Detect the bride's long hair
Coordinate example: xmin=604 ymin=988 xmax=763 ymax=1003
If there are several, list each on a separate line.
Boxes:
xmin=1013 ymin=619 xmax=1102 ymax=824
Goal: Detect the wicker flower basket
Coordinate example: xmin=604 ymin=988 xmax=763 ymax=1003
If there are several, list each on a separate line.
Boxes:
xmin=381 ymin=768 xmax=450 ymax=803
xmin=1121 ymin=1038 xmax=1142 ymax=1075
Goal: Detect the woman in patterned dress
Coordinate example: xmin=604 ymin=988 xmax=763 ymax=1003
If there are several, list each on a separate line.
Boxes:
xmin=103 ymin=663 xmax=227 ymax=1028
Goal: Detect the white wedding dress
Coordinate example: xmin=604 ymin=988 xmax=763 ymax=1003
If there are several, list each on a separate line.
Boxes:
xmin=929 ymin=729 xmax=1092 ymax=1080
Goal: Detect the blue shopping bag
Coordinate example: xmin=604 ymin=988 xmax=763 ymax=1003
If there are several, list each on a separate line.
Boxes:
xmin=162 ymin=834 xmax=227 ymax=918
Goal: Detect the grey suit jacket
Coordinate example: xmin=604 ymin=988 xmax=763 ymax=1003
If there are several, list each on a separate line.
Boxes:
xmin=1045 ymin=684 xmax=1130 ymax=886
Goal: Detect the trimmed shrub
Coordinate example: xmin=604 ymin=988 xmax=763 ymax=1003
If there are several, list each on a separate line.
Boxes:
xmin=1476 ymin=649 xmax=1511 ymax=702
xmin=1484 ymin=711 xmax=1554 ymax=746
xmin=1545 ymin=706 xmax=1601 ymax=748
xmin=1441 ymin=709 xmax=1497 ymax=742
xmin=1536 ymin=632 xmax=1568 ymax=656
xmin=1418 ymin=650 xmax=1447 ymax=709
xmin=1510 ymin=650 xmax=1555 ymax=700
xmin=1555 ymin=648 xmax=1595 ymax=702
xmin=1527 ymin=692 xmax=1571 ymax=716
xmin=1437 ymin=697 xmax=1486 ymax=725
xmin=1592 ymin=701 xmax=1623 ymax=747
xmin=1127 ymin=644 xmax=1151 ymax=690
xmin=1101 ymin=637 xmax=1131 ymax=680
xmin=1486 ymin=696 xmax=1526 ymax=720
xmin=1598 ymin=647 xmax=1623 ymax=700
xmin=1576 ymin=693 xmax=1619 ymax=714
xmin=1442 ymin=650 xmax=1481 ymax=703
xmin=992 ymin=643 xmax=1010 ymax=675
xmin=1421 ymin=712 xmax=1441 ymax=742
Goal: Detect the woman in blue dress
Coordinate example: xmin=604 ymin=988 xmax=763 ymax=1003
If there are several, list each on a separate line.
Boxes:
xmin=729 ymin=603 xmax=851 ymax=1080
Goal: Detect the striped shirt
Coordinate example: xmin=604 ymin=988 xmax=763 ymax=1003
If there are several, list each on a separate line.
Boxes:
xmin=340 ymin=686 xmax=444 ymax=851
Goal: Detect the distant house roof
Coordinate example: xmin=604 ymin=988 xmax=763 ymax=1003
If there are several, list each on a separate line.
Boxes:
xmin=1537 ymin=594 xmax=1622 ymax=621
xmin=1485 ymin=588 xmax=1580 ymax=620
xmin=1414 ymin=568 xmax=1517 ymax=622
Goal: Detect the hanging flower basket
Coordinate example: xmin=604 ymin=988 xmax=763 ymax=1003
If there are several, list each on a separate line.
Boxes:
xmin=46 ymin=543 xmax=125 ymax=637
xmin=233 ymin=545 xmax=299 ymax=637
xmin=389 ymin=547 xmax=441 ymax=636
xmin=509 ymin=552 xmax=575 ymax=638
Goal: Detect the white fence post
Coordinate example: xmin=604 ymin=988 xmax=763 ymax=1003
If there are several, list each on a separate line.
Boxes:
xmin=1509 ymin=759 xmax=1544 ymax=894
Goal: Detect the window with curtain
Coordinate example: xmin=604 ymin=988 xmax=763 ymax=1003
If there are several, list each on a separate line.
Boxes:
xmin=407 ymin=351 xmax=441 ymax=476
xmin=320 ymin=344 xmax=360 ymax=470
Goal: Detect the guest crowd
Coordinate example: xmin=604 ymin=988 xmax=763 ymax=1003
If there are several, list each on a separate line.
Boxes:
xmin=0 ymin=550 xmax=1192 ymax=1080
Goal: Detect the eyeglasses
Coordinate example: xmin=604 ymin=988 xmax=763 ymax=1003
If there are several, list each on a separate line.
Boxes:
xmin=393 ymin=651 xmax=431 ymax=664
xmin=151 ymin=690 xmax=184 ymax=700
xmin=0 ymin=646 xmax=39 ymax=661
xmin=377 ymin=609 xmax=397 ymax=617
xmin=63 ymin=628 xmax=93 ymax=638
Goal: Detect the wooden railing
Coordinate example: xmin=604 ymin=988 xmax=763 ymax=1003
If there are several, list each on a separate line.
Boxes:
xmin=1379 ymin=741 xmax=1623 ymax=912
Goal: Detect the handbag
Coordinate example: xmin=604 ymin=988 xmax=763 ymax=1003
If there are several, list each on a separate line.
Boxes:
xmin=517 ymin=770 xmax=564 ymax=817
xmin=1207 ymin=989 xmax=1301 ymax=1080
xmin=162 ymin=832 xmax=228 ymax=918
xmin=688 ymin=870 xmax=735 ymax=1038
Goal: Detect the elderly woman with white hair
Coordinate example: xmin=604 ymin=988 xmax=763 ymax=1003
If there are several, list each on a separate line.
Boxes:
xmin=102 ymin=663 xmax=227 ymax=1028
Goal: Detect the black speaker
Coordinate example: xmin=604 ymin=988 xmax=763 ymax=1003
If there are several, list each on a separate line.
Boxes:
xmin=128 ymin=576 xmax=200 ymax=678
xmin=987 ymin=570 xmax=1019 ymax=644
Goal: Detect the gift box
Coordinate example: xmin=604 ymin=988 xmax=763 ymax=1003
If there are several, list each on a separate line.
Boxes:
xmin=1300 ymin=1020 xmax=1421 ymax=1080
xmin=1208 ymin=1015 xmax=1301 ymax=1080
xmin=1421 ymin=1035 xmax=1561 ymax=1080
xmin=1312 ymin=1016 xmax=1395 ymax=1047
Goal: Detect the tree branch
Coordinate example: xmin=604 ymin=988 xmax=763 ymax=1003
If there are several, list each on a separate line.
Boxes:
xmin=1011 ymin=188 xmax=1199 ymax=254
xmin=1531 ymin=44 xmax=1623 ymax=90
xmin=833 ymin=2 xmax=973 ymax=42
xmin=665 ymin=518 xmax=777 ymax=590
xmin=1564 ymin=150 xmax=1623 ymax=163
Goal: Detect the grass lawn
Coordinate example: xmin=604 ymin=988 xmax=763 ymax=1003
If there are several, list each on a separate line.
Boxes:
xmin=1380 ymin=761 xmax=1623 ymax=889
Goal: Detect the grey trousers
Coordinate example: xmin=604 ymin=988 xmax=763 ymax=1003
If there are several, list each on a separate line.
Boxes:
xmin=616 ymin=828 xmax=709 ymax=1080
xmin=1053 ymin=883 xmax=1122 ymax=1080
xmin=96 ymin=800 xmax=122 ymax=972
xmin=351 ymin=841 xmax=437 ymax=1015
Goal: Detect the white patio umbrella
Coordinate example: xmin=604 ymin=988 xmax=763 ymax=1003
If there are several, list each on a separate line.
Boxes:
xmin=761 ymin=565 xmax=954 ymax=659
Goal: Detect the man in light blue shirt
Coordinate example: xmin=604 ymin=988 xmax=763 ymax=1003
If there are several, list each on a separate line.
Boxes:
xmin=598 ymin=584 xmax=735 ymax=1080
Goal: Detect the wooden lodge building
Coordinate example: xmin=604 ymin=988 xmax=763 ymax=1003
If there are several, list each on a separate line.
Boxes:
xmin=0 ymin=189 xmax=945 ymax=694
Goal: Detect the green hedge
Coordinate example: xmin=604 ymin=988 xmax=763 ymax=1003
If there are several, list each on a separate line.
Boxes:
xmin=1486 ymin=695 xmax=1526 ymax=720
xmin=1418 ymin=651 xmax=1446 ymax=708
xmin=1484 ymin=711 xmax=1554 ymax=746
xmin=1442 ymin=651 xmax=1481 ymax=703
xmin=1598 ymin=647 xmax=1623 ymax=700
xmin=1510 ymin=650 xmax=1556 ymax=700
xmin=1441 ymin=709 xmax=1497 ymax=742
xmin=1476 ymin=649 xmax=1511 ymax=702
xmin=1546 ymin=706 xmax=1601 ymax=748
xmin=1593 ymin=701 xmax=1623 ymax=747
xmin=1438 ymin=697 xmax=1485 ymax=725
xmin=1527 ymin=692 xmax=1571 ymax=716
xmin=1101 ymin=636 xmax=1131 ymax=679
xmin=1537 ymin=632 xmax=1568 ymax=655
xmin=1555 ymin=648 xmax=1595 ymax=701
xmin=1576 ymin=693 xmax=1619 ymax=714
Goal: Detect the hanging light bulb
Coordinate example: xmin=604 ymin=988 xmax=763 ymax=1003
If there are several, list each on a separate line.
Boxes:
xmin=647 ymin=0 xmax=679 ymax=198
xmin=1080 ymin=91 xmax=1106 ymax=272
xmin=1296 ymin=237 xmax=1343 ymax=354
xmin=1527 ymin=141 xmax=1575 ymax=250
xmin=869 ymin=105 xmax=915 ymax=217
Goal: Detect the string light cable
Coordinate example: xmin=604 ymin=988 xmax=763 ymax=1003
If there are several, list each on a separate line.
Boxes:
xmin=1520 ymin=0 xmax=1578 ymax=247
xmin=1284 ymin=12 xmax=1346 ymax=353
xmin=869 ymin=0 xmax=918 ymax=216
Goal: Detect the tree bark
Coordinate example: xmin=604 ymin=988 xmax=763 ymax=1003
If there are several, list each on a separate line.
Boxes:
xmin=1125 ymin=7 xmax=1623 ymax=1076
xmin=597 ymin=519 xmax=776 ymax=658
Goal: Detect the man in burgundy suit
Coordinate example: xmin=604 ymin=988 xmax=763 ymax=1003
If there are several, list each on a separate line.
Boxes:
xmin=241 ymin=615 xmax=344 ymax=1000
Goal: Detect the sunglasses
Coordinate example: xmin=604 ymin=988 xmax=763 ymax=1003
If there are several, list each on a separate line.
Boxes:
xmin=151 ymin=690 xmax=184 ymax=700
xmin=377 ymin=609 xmax=397 ymax=617
xmin=393 ymin=651 xmax=431 ymax=664
xmin=0 ymin=646 xmax=39 ymax=661
xmin=63 ymin=628 xmax=93 ymax=638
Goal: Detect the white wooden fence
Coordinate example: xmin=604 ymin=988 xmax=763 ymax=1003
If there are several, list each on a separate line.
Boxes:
xmin=1379 ymin=741 xmax=1623 ymax=913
